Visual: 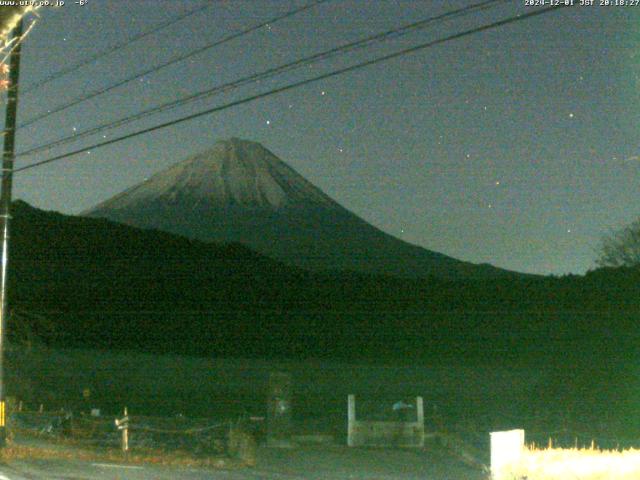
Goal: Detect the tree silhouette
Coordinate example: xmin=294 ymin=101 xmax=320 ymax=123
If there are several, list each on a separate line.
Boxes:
xmin=597 ymin=219 xmax=640 ymax=268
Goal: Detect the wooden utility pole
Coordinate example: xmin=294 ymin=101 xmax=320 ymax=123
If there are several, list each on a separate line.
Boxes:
xmin=0 ymin=18 xmax=23 ymax=446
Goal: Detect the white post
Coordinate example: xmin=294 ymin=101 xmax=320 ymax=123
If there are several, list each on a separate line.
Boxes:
xmin=347 ymin=394 xmax=356 ymax=447
xmin=415 ymin=396 xmax=424 ymax=424
xmin=415 ymin=396 xmax=424 ymax=447
xmin=490 ymin=429 xmax=524 ymax=479
xmin=121 ymin=407 xmax=129 ymax=453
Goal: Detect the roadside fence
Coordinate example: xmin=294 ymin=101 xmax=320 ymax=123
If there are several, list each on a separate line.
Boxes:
xmin=8 ymin=405 xmax=236 ymax=456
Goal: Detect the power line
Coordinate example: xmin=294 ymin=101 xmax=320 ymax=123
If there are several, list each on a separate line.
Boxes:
xmin=18 ymin=0 xmax=509 ymax=158
xmin=14 ymin=4 xmax=571 ymax=175
xmin=22 ymin=1 xmax=216 ymax=94
xmin=18 ymin=0 xmax=329 ymax=129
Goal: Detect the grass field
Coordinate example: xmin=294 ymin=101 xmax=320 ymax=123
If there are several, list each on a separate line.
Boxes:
xmin=4 ymin=344 xmax=640 ymax=453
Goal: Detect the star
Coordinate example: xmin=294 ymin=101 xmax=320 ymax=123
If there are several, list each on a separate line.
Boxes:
xmin=321 ymin=91 xmax=326 ymax=96
xmin=72 ymin=127 xmax=77 ymax=132
xmin=266 ymin=120 xmax=271 ymax=125
xmin=568 ymin=113 xmax=574 ymax=118
xmin=495 ymin=181 xmax=500 ymax=185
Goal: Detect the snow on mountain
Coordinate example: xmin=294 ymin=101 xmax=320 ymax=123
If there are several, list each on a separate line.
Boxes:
xmin=89 ymin=138 xmax=336 ymax=212
xmin=84 ymin=138 xmax=516 ymax=280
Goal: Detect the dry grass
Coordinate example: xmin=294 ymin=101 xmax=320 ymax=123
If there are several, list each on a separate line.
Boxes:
xmin=0 ymin=437 xmax=246 ymax=469
xmin=496 ymin=445 xmax=640 ymax=480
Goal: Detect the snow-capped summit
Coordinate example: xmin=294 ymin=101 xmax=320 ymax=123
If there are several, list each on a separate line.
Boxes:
xmin=89 ymin=138 xmax=336 ymax=212
xmin=84 ymin=138 xmax=513 ymax=279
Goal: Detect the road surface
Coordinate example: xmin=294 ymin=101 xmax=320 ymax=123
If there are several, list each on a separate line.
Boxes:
xmin=0 ymin=444 xmax=486 ymax=479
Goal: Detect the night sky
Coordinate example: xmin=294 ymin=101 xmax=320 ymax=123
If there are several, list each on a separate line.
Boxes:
xmin=7 ymin=0 xmax=639 ymax=275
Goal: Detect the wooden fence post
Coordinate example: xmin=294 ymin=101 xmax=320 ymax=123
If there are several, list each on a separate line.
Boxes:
xmin=415 ymin=396 xmax=424 ymax=447
xmin=266 ymin=371 xmax=292 ymax=448
xmin=115 ymin=407 xmax=130 ymax=454
xmin=347 ymin=394 xmax=356 ymax=447
xmin=122 ymin=407 xmax=129 ymax=453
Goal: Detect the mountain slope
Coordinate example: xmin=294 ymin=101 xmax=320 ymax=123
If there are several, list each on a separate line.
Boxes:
xmin=7 ymin=201 xmax=640 ymax=362
xmin=83 ymin=138 xmax=516 ymax=280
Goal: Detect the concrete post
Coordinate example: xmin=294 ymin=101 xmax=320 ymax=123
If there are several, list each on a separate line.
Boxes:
xmin=490 ymin=429 xmax=524 ymax=479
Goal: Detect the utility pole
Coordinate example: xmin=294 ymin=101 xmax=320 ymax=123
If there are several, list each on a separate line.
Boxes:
xmin=0 ymin=19 xmax=23 ymax=446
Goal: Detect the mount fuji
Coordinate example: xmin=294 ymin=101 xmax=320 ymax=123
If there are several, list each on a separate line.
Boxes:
xmin=83 ymin=138 xmax=514 ymax=279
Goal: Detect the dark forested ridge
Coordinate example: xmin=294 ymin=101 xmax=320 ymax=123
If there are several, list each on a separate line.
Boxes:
xmin=8 ymin=201 xmax=640 ymax=363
